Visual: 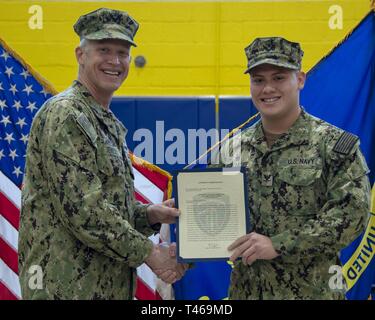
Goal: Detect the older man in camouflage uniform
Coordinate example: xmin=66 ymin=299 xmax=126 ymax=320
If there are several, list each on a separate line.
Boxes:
xmin=220 ymin=37 xmax=371 ymax=299
xmin=19 ymin=8 xmax=186 ymax=300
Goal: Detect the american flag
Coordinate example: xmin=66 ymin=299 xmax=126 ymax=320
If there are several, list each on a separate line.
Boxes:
xmin=0 ymin=38 xmax=54 ymax=300
xmin=0 ymin=38 xmax=172 ymax=300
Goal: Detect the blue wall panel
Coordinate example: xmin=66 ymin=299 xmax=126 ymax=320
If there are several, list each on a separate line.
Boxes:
xmin=219 ymin=97 xmax=258 ymax=133
xmin=110 ymin=98 xmax=137 ymax=151
xmin=111 ymin=97 xmax=216 ymax=173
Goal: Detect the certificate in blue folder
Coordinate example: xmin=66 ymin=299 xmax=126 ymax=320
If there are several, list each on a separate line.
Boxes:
xmin=174 ymin=167 xmax=250 ymax=263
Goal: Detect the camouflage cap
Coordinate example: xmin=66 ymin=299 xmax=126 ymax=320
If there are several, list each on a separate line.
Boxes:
xmin=74 ymin=8 xmax=139 ymax=47
xmin=244 ymin=37 xmax=304 ymax=73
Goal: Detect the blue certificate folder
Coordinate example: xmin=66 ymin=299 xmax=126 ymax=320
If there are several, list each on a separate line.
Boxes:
xmin=173 ymin=167 xmax=251 ymax=263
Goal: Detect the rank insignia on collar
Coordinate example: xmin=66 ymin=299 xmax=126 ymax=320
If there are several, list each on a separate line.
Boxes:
xmin=262 ymin=172 xmax=273 ymax=186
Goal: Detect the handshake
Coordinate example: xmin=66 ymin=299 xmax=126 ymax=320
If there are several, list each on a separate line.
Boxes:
xmin=145 ymin=199 xmax=189 ymax=284
xmin=145 ymin=242 xmax=188 ymax=284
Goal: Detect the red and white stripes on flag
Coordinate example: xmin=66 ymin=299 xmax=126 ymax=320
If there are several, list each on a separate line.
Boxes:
xmin=0 ymin=170 xmax=21 ymax=300
xmin=131 ymin=154 xmax=173 ymax=300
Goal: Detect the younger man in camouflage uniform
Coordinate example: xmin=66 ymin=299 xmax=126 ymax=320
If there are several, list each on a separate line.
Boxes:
xmin=224 ymin=37 xmax=371 ymax=299
xmin=19 ymin=8 xmax=186 ymax=299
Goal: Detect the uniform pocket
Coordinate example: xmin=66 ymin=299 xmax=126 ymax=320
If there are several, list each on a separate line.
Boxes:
xmin=275 ymin=166 xmax=324 ymax=220
xmin=278 ymin=167 xmax=322 ymax=186
xmin=96 ymin=142 xmax=125 ymax=177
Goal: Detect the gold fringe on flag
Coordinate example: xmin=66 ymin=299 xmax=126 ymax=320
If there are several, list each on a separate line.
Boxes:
xmin=307 ymin=9 xmax=374 ymax=75
xmin=0 ymin=37 xmax=58 ymax=96
xmin=130 ymin=153 xmax=173 ymax=199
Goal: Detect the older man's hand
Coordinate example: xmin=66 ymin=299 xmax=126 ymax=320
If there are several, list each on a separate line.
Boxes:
xmin=146 ymin=198 xmax=180 ymax=225
xmin=145 ymin=242 xmax=188 ymax=284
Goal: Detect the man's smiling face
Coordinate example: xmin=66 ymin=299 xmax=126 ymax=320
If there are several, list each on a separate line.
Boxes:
xmin=76 ymin=39 xmax=131 ymax=96
xmin=250 ymin=64 xmax=306 ymax=120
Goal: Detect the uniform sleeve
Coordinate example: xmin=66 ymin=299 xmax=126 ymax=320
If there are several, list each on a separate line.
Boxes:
xmin=271 ymin=140 xmax=371 ymax=259
xmin=133 ymin=202 xmax=160 ymax=236
xmin=43 ymin=108 xmax=153 ymax=268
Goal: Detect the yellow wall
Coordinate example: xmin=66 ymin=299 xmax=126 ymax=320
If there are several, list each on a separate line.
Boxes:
xmin=0 ymin=0 xmax=371 ymax=95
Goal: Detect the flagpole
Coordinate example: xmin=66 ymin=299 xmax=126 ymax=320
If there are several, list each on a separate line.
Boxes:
xmin=214 ymin=2 xmax=221 ymax=152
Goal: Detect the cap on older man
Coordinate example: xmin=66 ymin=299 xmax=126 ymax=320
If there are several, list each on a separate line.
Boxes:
xmin=73 ymin=8 xmax=139 ymax=47
xmin=244 ymin=37 xmax=304 ymax=74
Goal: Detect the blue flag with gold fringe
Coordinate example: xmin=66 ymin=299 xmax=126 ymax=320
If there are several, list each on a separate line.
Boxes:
xmin=300 ymin=10 xmax=375 ymax=300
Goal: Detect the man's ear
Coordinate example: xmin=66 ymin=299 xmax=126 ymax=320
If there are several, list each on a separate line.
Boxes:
xmin=297 ymin=71 xmax=306 ymax=90
xmin=75 ymin=46 xmax=84 ymax=65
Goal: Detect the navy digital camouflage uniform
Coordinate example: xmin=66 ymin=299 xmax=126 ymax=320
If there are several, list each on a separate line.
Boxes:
xmin=19 ymin=80 xmax=157 ymax=299
xmin=214 ymin=37 xmax=371 ymax=299
xmin=18 ymin=9 xmax=157 ymax=299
